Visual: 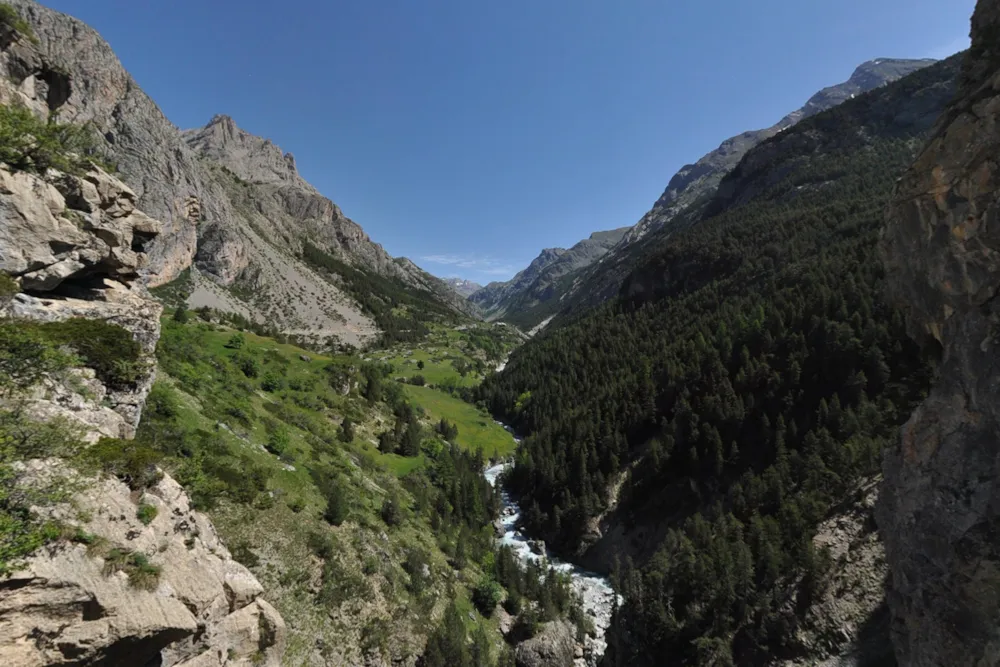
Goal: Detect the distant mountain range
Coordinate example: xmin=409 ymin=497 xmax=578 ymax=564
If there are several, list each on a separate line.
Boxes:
xmin=479 ymin=57 xmax=938 ymax=332
xmin=469 ymin=227 xmax=630 ymax=328
xmin=441 ymin=277 xmax=484 ymax=298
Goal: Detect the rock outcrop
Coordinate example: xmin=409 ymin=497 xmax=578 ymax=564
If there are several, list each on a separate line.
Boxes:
xmin=0 ymin=470 xmax=286 ymax=667
xmin=878 ymin=1 xmax=1000 ymax=665
xmin=514 ymin=621 xmax=575 ymax=667
xmin=0 ymin=162 xmax=285 ymax=664
xmin=0 ymin=164 xmax=163 ymax=436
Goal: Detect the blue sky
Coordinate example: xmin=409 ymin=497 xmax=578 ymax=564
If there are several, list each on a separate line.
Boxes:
xmin=44 ymin=0 xmax=973 ymax=283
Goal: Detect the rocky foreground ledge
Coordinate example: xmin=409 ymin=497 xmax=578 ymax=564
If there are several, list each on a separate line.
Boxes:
xmin=0 ymin=163 xmax=285 ymax=665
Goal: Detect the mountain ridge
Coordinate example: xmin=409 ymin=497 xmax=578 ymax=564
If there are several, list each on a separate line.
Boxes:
xmin=0 ymin=0 xmax=476 ymax=347
xmin=469 ymin=227 xmax=629 ymax=326
xmin=481 ymin=57 xmax=940 ymax=332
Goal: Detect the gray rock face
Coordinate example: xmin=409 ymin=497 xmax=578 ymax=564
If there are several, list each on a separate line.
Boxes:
xmin=442 ymin=277 xmax=483 ymax=298
xmin=0 ymin=166 xmax=161 ymax=292
xmin=469 ymin=228 xmax=628 ymax=326
xmin=514 ymin=621 xmax=575 ymax=667
xmin=0 ymin=468 xmax=286 ymax=667
xmin=1 ymin=0 xmax=205 ymax=286
xmin=878 ymin=2 xmax=1000 ymax=665
xmin=0 ymin=1 xmax=473 ymax=344
xmin=0 ymin=159 xmax=285 ymax=665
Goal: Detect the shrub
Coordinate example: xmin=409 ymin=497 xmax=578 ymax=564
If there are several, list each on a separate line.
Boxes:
xmin=339 ymin=417 xmax=354 ymax=443
xmin=0 ymin=105 xmax=107 ymax=175
xmin=83 ymin=437 xmax=162 ymax=490
xmin=0 ymin=4 xmax=37 ymax=44
xmin=307 ymin=530 xmax=335 ymax=560
xmin=40 ymin=318 xmax=145 ymax=390
xmin=472 ymin=576 xmax=503 ymax=616
xmin=172 ymin=306 xmax=189 ymax=324
xmin=265 ymin=428 xmax=289 ymax=457
xmin=321 ymin=475 xmax=349 ymax=526
xmin=225 ymin=333 xmax=245 ymax=349
xmin=234 ymin=353 xmax=260 ymax=378
xmin=127 ymin=553 xmax=162 ymax=591
xmin=380 ymin=498 xmax=402 ymax=527
xmin=260 ymin=371 xmax=283 ymax=392
xmin=136 ymin=503 xmax=157 ymax=526
xmin=403 ymin=548 xmax=431 ymax=595
xmin=231 ymin=541 xmax=260 ymax=568
xmin=0 ymin=320 xmax=74 ymax=396
xmin=503 ymin=589 xmax=523 ymax=616
xmin=409 ymin=375 xmax=426 ymax=386
xmin=0 ymin=272 xmax=17 ymax=307
xmin=102 ymin=548 xmax=161 ymax=591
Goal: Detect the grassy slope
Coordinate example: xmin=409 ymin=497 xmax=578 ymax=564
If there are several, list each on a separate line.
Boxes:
xmin=403 ymin=385 xmax=516 ymax=460
xmin=147 ymin=314 xmax=523 ymax=665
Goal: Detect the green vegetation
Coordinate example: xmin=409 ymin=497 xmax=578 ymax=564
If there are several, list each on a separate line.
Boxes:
xmin=0 ymin=3 xmax=38 ymax=44
xmin=403 ymin=385 xmax=515 ymax=459
xmin=0 ymin=318 xmax=144 ymax=392
xmin=0 ymin=104 xmax=110 ymax=175
xmin=138 ymin=305 xmax=585 ymax=663
xmin=101 ymin=548 xmax=162 ymax=591
xmin=479 ymin=58 xmax=958 ymax=665
xmin=0 ymin=319 xmax=90 ymax=575
xmin=301 ymin=241 xmax=463 ymax=346
xmin=0 ymin=272 xmax=17 ymax=307
xmin=136 ymin=503 xmax=158 ymax=526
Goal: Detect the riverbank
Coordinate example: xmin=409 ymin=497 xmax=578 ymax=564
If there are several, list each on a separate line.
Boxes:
xmin=485 ymin=458 xmax=618 ymax=667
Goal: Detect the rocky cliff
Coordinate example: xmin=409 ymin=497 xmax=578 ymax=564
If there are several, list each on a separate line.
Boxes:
xmin=878 ymin=0 xmax=1000 ymax=664
xmin=0 ymin=162 xmax=285 ymax=665
xmin=0 ymin=0 xmax=473 ymax=346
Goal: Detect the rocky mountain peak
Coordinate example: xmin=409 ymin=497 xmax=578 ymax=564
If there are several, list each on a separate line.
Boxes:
xmin=181 ymin=114 xmax=308 ymax=188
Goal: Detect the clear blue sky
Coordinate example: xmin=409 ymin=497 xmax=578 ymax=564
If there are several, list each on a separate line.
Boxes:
xmin=44 ymin=0 xmax=973 ymax=283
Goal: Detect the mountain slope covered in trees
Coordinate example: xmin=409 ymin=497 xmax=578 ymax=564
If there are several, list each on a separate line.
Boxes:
xmin=469 ymin=228 xmax=628 ymax=329
xmin=478 ymin=54 xmax=960 ymax=665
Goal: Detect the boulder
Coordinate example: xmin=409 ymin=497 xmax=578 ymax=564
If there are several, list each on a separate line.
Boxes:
xmin=514 ymin=621 xmax=575 ymax=667
xmin=0 ymin=165 xmax=161 ymax=292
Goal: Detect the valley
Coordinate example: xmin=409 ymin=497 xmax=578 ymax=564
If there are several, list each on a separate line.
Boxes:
xmin=0 ymin=0 xmax=995 ymax=666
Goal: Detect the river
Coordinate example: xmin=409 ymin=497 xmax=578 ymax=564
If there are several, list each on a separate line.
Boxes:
xmin=484 ymin=453 xmax=618 ymax=666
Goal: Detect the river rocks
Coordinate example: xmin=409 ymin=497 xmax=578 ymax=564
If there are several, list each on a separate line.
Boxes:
xmin=485 ymin=463 xmax=617 ymax=667
xmin=878 ymin=1 xmax=1000 ymax=665
xmin=514 ymin=620 xmax=575 ymax=667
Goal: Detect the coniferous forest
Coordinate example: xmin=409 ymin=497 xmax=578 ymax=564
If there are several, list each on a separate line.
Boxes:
xmin=478 ymin=56 xmax=960 ymax=665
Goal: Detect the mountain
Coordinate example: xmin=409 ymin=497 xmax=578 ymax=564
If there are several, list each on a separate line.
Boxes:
xmin=481 ymin=54 xmax=961 ymax=666
xmin=469 ymin=227 xmax=629 ymax=328
xmin=442 ymin=277 xmax=484 ymax=298
xmin=0 ymin=0 xmax=474 ymax=348
xmin=618 ymin=57 xmax=937 ymax=248
xmin=488 ymin=57 xmax=941 ymax=329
